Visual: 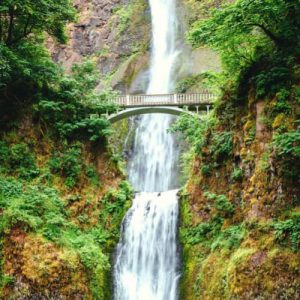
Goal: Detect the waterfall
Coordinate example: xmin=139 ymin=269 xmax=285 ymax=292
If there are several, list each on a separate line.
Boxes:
xmin=113 ymin=0 xmax=181 ymax=298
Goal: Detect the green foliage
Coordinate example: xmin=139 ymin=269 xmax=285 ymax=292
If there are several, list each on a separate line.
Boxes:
xmin=171 ymin=115 xmax=232 ymax=172
xmin=35 ymin=60 xmax=117 ymax=142
xmin=86 ymin=165 xmax=100 ymax=187
xmin=0 ymin=41 xmax=58 ymax=90
xmin=0 ymin=177 xmax=65 ymax=233
xmin=201 ymin=164 xmax=212 ymax=176
xmin=0 ymin=3 xmax=116 ymax=145
xmin=0 ymin=0 xmax=75 ymax=114
xmin=273 ymin=89 xmax=292 ymax=114
xmin=175 ymin=74 xmax=203 ymax=93
xmin=0 ymin=273 xmax=14 ymax=296
xmin=181 ymin=222 xmax=217 ymax=245
xmin=204 ymin=192 xmax=235 ymax=218
xmin=294 ymin=85 xmax=300 ymax=104
xmin=273 ymin=130 xmax=300 ymax=157
xmin=48 ymin=142 xmax=104 ymax=189
xmin=180 ymin=190 xmax=239 ymax=251
xmin=0 ymin=141 xmax=9 ymax=168
xmin=170 ymin=113 xmax=216 ymax=154
xmin=272 ymin=129 xmax=300 ymax=180
xmin=115 ymin=5 xmax=133 ymax=35
xmin=0 ymin=174 xmax=133 ymax=297
xmin=49 ymin=143 xmax=83 ymax=188
xmin=253 ymin=66 xmax=292 ymax=98
xmin=210 ymin=131 xmax=233 ymax=162
xmin=211 ymin=224 xmax=247 ymax=250
xmin=58 ymin=228 xmax=110 ymax=270
xmin=187 ymin=0 xmax=300 ymax=106
xmin=257 ymin=151 xmax=271 ymax=171
xmin=0 ymin=0 xmax=76 ymax=46
xmin=0 ymin=141 xmax=39 ymax=179
xmin=99 ymin=181 xmax=133 ymax=237
xmin=181 ymin=218 xmax=246 ymax=251
xmin=0 ymin=0 xmax=128 ymax=296
xmin=231 ymin=167 xmax=243 ymax=182
xmin=188 ymin=0 xmax=300 ymax=73
xmin=274 ymin=216 xmax=300 ymax=251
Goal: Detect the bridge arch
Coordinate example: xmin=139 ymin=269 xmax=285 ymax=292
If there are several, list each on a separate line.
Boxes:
xmin=108 ymin=106 xmax=194 ymax=123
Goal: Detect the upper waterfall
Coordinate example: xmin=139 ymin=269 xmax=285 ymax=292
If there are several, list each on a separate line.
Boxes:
xmin=147 ymin=0 xmax=180 ymax=94
xmin=126 ymin=0 xmax=181 ymax=192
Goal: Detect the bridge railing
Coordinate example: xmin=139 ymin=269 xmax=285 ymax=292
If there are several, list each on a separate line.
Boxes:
xmin=109 ymin=92 xmax=215 ymax=107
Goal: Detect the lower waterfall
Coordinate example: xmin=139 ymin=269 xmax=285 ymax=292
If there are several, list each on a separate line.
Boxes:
xmin=114 ymin=191 xmax=180 ymax=300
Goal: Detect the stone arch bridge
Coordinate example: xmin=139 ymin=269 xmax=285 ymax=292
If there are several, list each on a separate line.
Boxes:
xmin=105 ymin=92 xmax=215 ymax=123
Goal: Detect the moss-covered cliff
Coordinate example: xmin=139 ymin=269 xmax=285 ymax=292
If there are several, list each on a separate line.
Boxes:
xmin=0 ymin=111 xmax=133 ymax=299
xmin=0 ymin=107 xmax=132 ymax=299
xmin=174 ymin=0 xmax=300 ymax=298
xmin=178 ymin=88 xmax=299 ymax=299
xmin=0 ymin=1 xmax=134 ymax=296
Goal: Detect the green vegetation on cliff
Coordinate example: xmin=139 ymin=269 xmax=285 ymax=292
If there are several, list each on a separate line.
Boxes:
xmin=0 ymin=1 xmax=132 ymax=299
xmin=174 ymin=0 xmax=300 ymax=299
xmin=1 ymin=0 xmax=300 ymax=299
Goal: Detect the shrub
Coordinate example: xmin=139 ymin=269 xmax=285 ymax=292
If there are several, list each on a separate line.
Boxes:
xmin=253 ymin=66 xmax=292 ymax=98
xmin=210 ymin=131 xmax=233 ymax=162
xmin=101 ymin=181 xmax=133 ymax=216
xmin=0 ymin=142 xmax=9 ymax=164
xmin=175 ymin=74 xmax=203 ymax=93
xmin=294 ymin=85 xmax=300 ymax=104
xmin=60 ymin=229 xmax=110 ymax=269
xmin=274 ymin=216 xmax=300 ymax=251
xmin=0 ymin=142 xmax=39 ymax=179
xmin=115 ymin=5 xmax=133 ymax=35
xmin=99 ymin=181 xmax=133 ymax=243
xmin=211 ymin=224 xmax=247 ymax=250
xmin=0 ymin=177 xmax=65 ymax=233
xmin=35 ymin=60 xmax=117 ymax=143
xmin=273 ymin=130 xmax=300 ymax=157
xmin=231 ymin=167 xmax=243 ymax=182
xmin=49 ymin=143 xmax=83 ymax=188
xmin=181 ymin=222 xmax=215 ymax=245
xmin=201 ymin=164 xmax=212 ymax=176
xmin=0 ymin=174 xmax=130 ymax=282
xmin=272 ymin=89 xmax=292 ymax=115
xmin=181 ymin=216 xmax=224 ymax=246
xmin=86 ymin=165 xmax=100 ymax=186
xmin=204 ymin=191 xmax=235 ymax=217
xmin=169 ymin=113 xmax=216 ymax=154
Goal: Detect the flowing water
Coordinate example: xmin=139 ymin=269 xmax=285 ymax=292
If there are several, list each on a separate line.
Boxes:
xmin=113 ymin=0 xmax=182 ymax=298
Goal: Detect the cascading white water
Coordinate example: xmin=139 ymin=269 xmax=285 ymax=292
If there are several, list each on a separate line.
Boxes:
xmin=114 ymin=0 xmax=181 ymax=298
xmin=114 ymin=191 xmax=180 ymax=300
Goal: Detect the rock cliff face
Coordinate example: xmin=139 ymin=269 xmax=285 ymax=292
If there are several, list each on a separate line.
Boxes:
xmin=48 ymin=0 xmax=151 ymax=93
xmin=48 ymin=0 xmax=223 ymax=94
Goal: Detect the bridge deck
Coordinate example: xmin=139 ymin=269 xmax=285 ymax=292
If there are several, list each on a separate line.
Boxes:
xmin=110 ymin=92 xmax=215 ymax=108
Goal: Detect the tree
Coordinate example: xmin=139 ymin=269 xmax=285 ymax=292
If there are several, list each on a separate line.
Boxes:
xmin=188 ymin=0 xmax=300 ymax=73
xmin=0 ymin=0 xmax=75 ymax=108
xmin=0 ymin=0 xmax=76 ymax=46
xmin=0 ymin=0 xmax=117 ymax=141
